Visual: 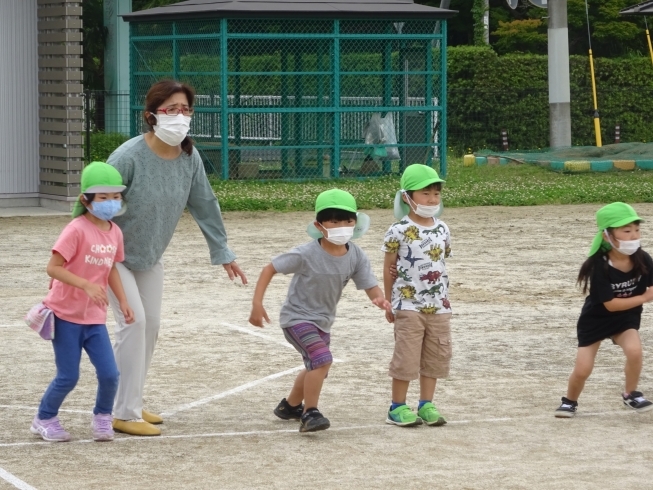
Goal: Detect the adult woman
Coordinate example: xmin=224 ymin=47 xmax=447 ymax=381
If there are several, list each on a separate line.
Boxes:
xmin=107 ymin=80 xmax=247 ymax=436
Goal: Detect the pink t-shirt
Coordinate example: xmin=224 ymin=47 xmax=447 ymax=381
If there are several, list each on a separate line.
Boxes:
xmin=44 ymin=215 xmax=124 ymax=325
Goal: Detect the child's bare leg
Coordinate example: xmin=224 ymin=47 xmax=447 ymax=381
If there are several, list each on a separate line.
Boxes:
xmin=612 ymin=329 xmax=643 ymax=394
xmin=419 ymin=376 xmax=437 ymax=401
xmin=286 ymin=369 xmax=307 ymax=407
xmin=566 ymin=342 xmax=601 ymax=400
xmin=392 ymin=378 xmax=410 ymax=404
xmin=303 ymin=363 xmax=331 ymax=411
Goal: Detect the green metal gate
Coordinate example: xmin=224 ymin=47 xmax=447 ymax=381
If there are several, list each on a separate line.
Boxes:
xmin=130 ymin=18 xmax=447 ymax=180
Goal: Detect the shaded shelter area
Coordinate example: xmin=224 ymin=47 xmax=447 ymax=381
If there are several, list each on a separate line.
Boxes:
xmin=123 ymin=0 xmax=456 ymax=180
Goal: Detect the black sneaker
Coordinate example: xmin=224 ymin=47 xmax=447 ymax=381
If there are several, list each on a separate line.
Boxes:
xmin=299 ymin=408 xmax=330 ymax=433
xmin=554 ymin=397 xmax=578 ymax=418
xmin=273 ymin=398 xmax=304 ymax=420
xmin=622 ymin=391 xmax=653 ymax=412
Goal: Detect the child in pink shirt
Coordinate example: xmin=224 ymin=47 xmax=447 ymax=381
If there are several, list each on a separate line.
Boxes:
xmin=31 ymin=162 xmax=134 ymax=442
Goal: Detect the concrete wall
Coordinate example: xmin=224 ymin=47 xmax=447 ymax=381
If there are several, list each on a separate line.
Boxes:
xmin=0 ymin=1 xmax=40 ymax=206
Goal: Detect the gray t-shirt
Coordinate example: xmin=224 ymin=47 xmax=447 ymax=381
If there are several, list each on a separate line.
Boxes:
xmin=107 ymin=135 xmax=236 ymax=271
xmin=272 ymin=240 xmax=378 ymax=333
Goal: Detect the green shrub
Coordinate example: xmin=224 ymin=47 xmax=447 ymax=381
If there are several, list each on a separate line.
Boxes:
xmin=447 ymin=46 xmax=653 ymax=154
xmin=88 ymin=132 xmax=130 ymax=162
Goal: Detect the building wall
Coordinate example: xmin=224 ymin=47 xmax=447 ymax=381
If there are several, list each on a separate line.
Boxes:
xmin=0 ymin=1 xmax=40 ymax=205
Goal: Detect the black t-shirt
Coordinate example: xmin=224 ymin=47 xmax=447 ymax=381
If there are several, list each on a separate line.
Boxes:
xmin=577 ymin=251 xmax=653 ymax=346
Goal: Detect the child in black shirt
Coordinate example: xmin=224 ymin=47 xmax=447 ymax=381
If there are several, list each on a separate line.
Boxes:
xmin=556 ymin=202 xmax=653 ymax=417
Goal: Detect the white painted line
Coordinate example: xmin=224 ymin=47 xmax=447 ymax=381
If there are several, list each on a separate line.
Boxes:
xmin=0 ymin=467 xmax=38 ymax=490
xmin=219 ymin=322 xmax=345 ymax=362
xmin=0 ymin=409 xmax=643 ymax=449
xmin=161 ymin=365 xmax=305 ymax=417
xmin=0 ymin=324 xmax=24 ymax=328
xmin=0 ymin=405 xmax=90 ymax=415
xmin=220 ymin=322 xmax=296 ymax=350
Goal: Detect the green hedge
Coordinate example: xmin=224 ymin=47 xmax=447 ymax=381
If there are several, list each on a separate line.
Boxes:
xmin=87 ymin=132 xmax=130 ymax=163
xmin=448 ymin=46 xmax=653 ymax=154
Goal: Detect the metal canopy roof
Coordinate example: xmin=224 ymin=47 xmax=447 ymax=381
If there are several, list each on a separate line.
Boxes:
xmin=122 ymin=0 xmax=458 ymax=22
xmin=620 ymin=1 xmax=653 ymax=15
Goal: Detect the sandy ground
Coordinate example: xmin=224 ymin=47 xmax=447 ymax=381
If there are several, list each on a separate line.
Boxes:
xmin=1 ymin=204 xmax=653 ymax=490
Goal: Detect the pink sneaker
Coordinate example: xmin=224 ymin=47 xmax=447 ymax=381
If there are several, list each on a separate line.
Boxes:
xmin=30 ymin=415 xmax=71 ymax=442
xmin=91 ymin=413 xmax=114 ymax=441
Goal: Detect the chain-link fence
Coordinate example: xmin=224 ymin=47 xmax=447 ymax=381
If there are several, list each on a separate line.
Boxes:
xmin=128 ymin=18 xmax=448 ymax=180
xmin=84 ymin=84 xmax=653 ymax=175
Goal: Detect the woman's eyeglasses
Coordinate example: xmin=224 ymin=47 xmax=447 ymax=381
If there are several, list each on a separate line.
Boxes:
xmin=156 ymin=107 xmax=194 ymax=116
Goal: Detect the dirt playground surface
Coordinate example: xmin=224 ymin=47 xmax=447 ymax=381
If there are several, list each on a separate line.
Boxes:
xmin=2 ymin=204 xmax=653 ymax=490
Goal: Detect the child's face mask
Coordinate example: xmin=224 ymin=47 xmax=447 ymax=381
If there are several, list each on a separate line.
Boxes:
xmin=88 ymin=199 xmax=122 ymax=221
xmin=320 ymin=224 xmax=354 ymax=245
xmin=404 ymin=192 xmax=441 ymax=218
xmin=604 ymin=230 xmax=641 ymax=256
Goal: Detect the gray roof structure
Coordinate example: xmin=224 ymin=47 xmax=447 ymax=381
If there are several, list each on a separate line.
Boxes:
xmin=620 ymin=1 xmax=653 ymax=15
xmin=122 ymin=0 xmax=457 ymax=22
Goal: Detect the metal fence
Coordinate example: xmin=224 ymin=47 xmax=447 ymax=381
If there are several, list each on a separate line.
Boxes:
xmin=84 ymin=85 xmax=653 ymax=176
xmin=127 ymin=18 xmax=447 ymax=180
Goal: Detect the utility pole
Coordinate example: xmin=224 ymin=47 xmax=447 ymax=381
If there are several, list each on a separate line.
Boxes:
xmin=548 ymin=0 xmax=571 ymax=147
xmin=483 ymin=0 xmax=490 ymax=44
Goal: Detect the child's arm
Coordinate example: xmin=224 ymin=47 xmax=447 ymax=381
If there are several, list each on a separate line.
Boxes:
xmin=108 ymin=265 xmax=135 ymax=324
xmin=383 ymin=252 xmax=398 ymax=323
xmin=364 ymin=285 xmax=392 ymax=312
xmin=603 ymin=287 xmax=653 ymax=312
xmin=47 ymin=252 xmax=107 ymax=306
xmin=249 ymin=263 xmax=277 ymax=328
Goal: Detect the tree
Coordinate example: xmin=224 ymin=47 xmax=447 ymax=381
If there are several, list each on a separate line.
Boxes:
xmin=133 ymin=0 xmax=178 ymax=10
xmin=82 ymin=0 xmax=108 ymax=90
xmin=493 ymin=18 xmax=547 ymax=54
xmin=487 ymin=0 xmax=648 ymax=57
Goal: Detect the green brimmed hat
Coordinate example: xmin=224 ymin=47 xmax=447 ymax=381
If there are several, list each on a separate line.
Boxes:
xmin=315 ymin=188 xmax=357 ymax=213
xmin=307 ymin=189 xmax=370 ymax=239
xmin=394 ymin=164 xmax=445 ymax=220
xmin=588 ymin=202 xmax=643 ymax=256
xmin=72 ymin=161 xmax=126 ymax=218
xmin=400 ymin=164 xmax=445 ymax=191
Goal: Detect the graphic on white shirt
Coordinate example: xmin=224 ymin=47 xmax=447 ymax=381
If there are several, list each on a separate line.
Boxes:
xmin=382 ymin=216 xmax=452 ymax=314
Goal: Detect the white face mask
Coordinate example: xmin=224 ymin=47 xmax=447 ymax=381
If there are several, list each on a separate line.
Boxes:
xmin=153 ymin=114 xmax=191 ymax=146
xmin=405 ymin=193 xmax=441 ymax=218
xmin=604 ymin=230 xmax=641 ymax=256
xmin=322 ymin=226 xmax=354 ymax=246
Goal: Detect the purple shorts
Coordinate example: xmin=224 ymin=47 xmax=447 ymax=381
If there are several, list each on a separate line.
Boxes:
xmin=283 ymin=322 xmax=332 ymax=371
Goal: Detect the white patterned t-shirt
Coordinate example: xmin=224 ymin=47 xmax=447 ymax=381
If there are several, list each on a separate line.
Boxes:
xmin=381 ymin=215 xmax=452 ymax=314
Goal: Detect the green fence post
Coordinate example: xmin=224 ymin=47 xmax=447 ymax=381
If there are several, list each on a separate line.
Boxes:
xmin=220 ymin=18 xmax=229 ymax=180
xmin=294 ymin=45 xmax=303 ymax=176
xmin=440 ymin=20 xmax=447 ymax=178
xmin=317 ymin=41 xmax=325 ymax=178
xmin=382 ymin=34 xmax=393 ymax=174
xmin=332 ymin=19 xmax=340 ymax=178
xmin=399 ymin=39 xmax=407 ymax=170
xmin=129 ymin=23 xmax=136 ymax=138
xmin=425 ymin=36 xmax=433 ymax=167
xmin=234 ymin=50 xmax=242 ymax=176
xmin=281 ymin=50 xmax=290 ymax=178
xmin=172 ymin=21 xmax=178 ymax=80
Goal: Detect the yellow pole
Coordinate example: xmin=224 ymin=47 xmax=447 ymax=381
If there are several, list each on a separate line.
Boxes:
xmin=588 ymin=48 xmax=602 ymax=147
xmin=647 ymin=28 xmax=653 ymax=68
